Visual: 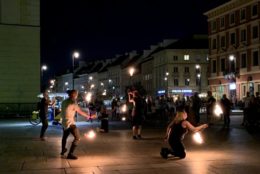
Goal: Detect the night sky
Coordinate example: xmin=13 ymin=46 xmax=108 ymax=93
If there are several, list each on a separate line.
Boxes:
xmin=41 ymin=0 xmax=230 ymax=81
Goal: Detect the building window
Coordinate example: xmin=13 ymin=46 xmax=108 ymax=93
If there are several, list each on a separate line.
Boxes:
xmin=253 ymin=50 xmax=259 ymax=66
xmin=173 ymin=67 xmax=178 ymax=73
xmin=221 ymin=36 xmax=226 ymax=48
xmin=252 ymin=25 xmax=258 ymax=39
xmin=211 ymin=20 xmax=216 ymax=31
xmin=230 ymin=32 xmax=236 ymax=45
xmin=240 ymin=29 xmax=247 ymax=42
xmin=220 ymin=58 xmax=225 ymax=72
xmin=185 ymin=78 xmax=190 ymax=86
xmin=174 ymin=79 xmax=179 ymax=86
xmin=184 ymin=55 xmax=189 ymax=61
xmin=252 ymin=4 xmax=258 ymax=17
xmin=240 ymin=8 xmax=246 ymax=21
xmin=184 ymin=67 xmax=189 ymax=73
xmin=230 ymin=13 xmax=235 ymax=25
xmin=212 ymin=60 xmax=217 ymax=73
xmin=173 ymin=56 xmax=178 ymax=61
xmin=212 ymin=38 xmax=217 ymax=49
xmin=220 ymin=17 xmax=225 ymax=28
xmin=241 ymin=53 xmax=247 ymax=68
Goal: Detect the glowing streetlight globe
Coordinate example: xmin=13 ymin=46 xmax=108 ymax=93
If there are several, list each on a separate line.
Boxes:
xmin=73 ymin=52 xmax=80 ymax=58
xmin=41 ymin=65 xmax=47 ymax=71
xmin=121 ymin=117 xmax=126 ymax=121
xmin=129 ymin=67 xmax=135 ymax=77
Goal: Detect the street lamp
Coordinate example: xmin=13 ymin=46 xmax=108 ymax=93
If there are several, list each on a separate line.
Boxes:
xmin=129 ymin=67 xmax=135 ymax=87
xmin=72 ymin=51 xmax=80 ymax=89
xmin=228 ymin=54 xmax=237 ymax=102
xmin=129 ymin=67 xmax=135 ymax=77
xmin=165 ymin=72 xmax=169 ymax=96
xmin=195 ymin=64 xmax=201 ymax=93
xmin=41 ymin=65 xmax=48 ymax=92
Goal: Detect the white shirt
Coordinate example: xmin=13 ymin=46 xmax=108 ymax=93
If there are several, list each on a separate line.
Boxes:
xmin=61 ymin=98 xmax=80 ymax=129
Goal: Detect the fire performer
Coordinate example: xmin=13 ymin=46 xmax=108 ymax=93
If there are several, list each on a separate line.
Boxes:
xmin=60 ymin=90 xmax=94 ymax=160
xmin=161 ymin=107 xmax=208 ymax=159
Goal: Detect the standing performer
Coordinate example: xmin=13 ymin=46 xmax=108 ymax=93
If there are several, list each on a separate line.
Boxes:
xmin=39 ymin=91 xmax=55 ymax=141
xmin=60 ymin=90 xmax=93 ymax=160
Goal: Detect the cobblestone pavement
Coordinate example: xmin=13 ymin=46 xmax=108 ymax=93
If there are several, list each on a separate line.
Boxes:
xmin=0 ymin=115 xmax=260 ymax=174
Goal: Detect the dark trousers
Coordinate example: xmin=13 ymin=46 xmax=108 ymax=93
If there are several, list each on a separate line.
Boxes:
xmin=40 ymin=118 xmax=48 ymax=138
xmin=101 ymin=119 xmax=109 ymax=132
xmin=62 ymin=125 xmax=80 ymax=155
xmin=194 ymin=110 xmax=200 ymax=124
xmin=223 ymin=112 xmax=230 ymax=127
xmin=168 ymin=138 xmax=186 ymax=158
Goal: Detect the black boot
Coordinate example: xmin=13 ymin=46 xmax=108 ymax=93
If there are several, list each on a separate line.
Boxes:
xmin=67 ymin=144 xmax=78 ymax=160
xmin=60 ymin=148 xmax=67 ymax=155
xmin=160 ymin=147 xmax=169 ymax=159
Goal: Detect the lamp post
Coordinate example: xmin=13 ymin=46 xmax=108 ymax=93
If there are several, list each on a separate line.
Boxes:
xmin=129 ymin=67 xmax=135 ymax=87
xmin=164 ymin=72 xmax=169 ymax=96
xmin=228 ymin=54 xmax=236 ymax=103
xmin=41 ymin=65 xmax=48 ymax=92
xmin=195 ymin=64 xmax=201 ymax=93
xmin=72 ymin=51 xmax=80 ymax=89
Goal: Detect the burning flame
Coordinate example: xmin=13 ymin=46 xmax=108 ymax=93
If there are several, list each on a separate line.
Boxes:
xmin=193 ymin=132 xmax=203 ymax=144
xmin=85 ymin=92 xmax=92 ymax=103
xmin=84 ymin=129 xmax=96 ymax=139
xmin=214 ymin=104 xmax=223 ymax=117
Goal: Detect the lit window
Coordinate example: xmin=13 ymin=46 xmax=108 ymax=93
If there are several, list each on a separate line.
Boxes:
xmin=184 ymin=55 xmax=189 ymax=61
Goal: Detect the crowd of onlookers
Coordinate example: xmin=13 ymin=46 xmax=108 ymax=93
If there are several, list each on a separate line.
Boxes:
xmin=84 ymin=90 xmax=260 ymax=130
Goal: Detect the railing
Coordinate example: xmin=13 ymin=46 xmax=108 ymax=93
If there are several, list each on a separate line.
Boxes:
xmin=0 ymin=103 xmax=37 ymax=117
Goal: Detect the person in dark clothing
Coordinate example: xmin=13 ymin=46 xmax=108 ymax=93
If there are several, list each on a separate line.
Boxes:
xmin=220 ymin=94 xmax=232 ymax=128
xmin=160 ymin=109 xmax=208 ymax=159
xmin=98 ymin=105 xmax=109 ymax=133
xmin=128 ymin=90 xmax=144 ymax=140
xmin=39 ymin=91 xmax=55 ymax=140
xmin=206 ymin=91 xmax=216 ymax=124
xmin=192 ymin=92 xmax=202 ymax=125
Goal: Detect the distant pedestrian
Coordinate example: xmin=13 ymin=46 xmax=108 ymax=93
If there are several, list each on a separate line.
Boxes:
xmin=98 ymin=105 xmax=109 ymax=133
xmin=60 ymin=90 xmax=93 ymax=160
xmin=160 ymin=108 xmax=208 ymax=159
xmin=242 ymin=92 xmax=251 ymax=126
xmin=192 ymin=92 xmax=202 ymax=125
xmin=128 ymin=90 xmax=144 ymax=140
xmin=220 ymin=94 xmax=232 ymax=128
xmin=39 ymin=91 xmax=55 ymax=141
xmin=206 ymin=91 xmax=216 ymax=124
